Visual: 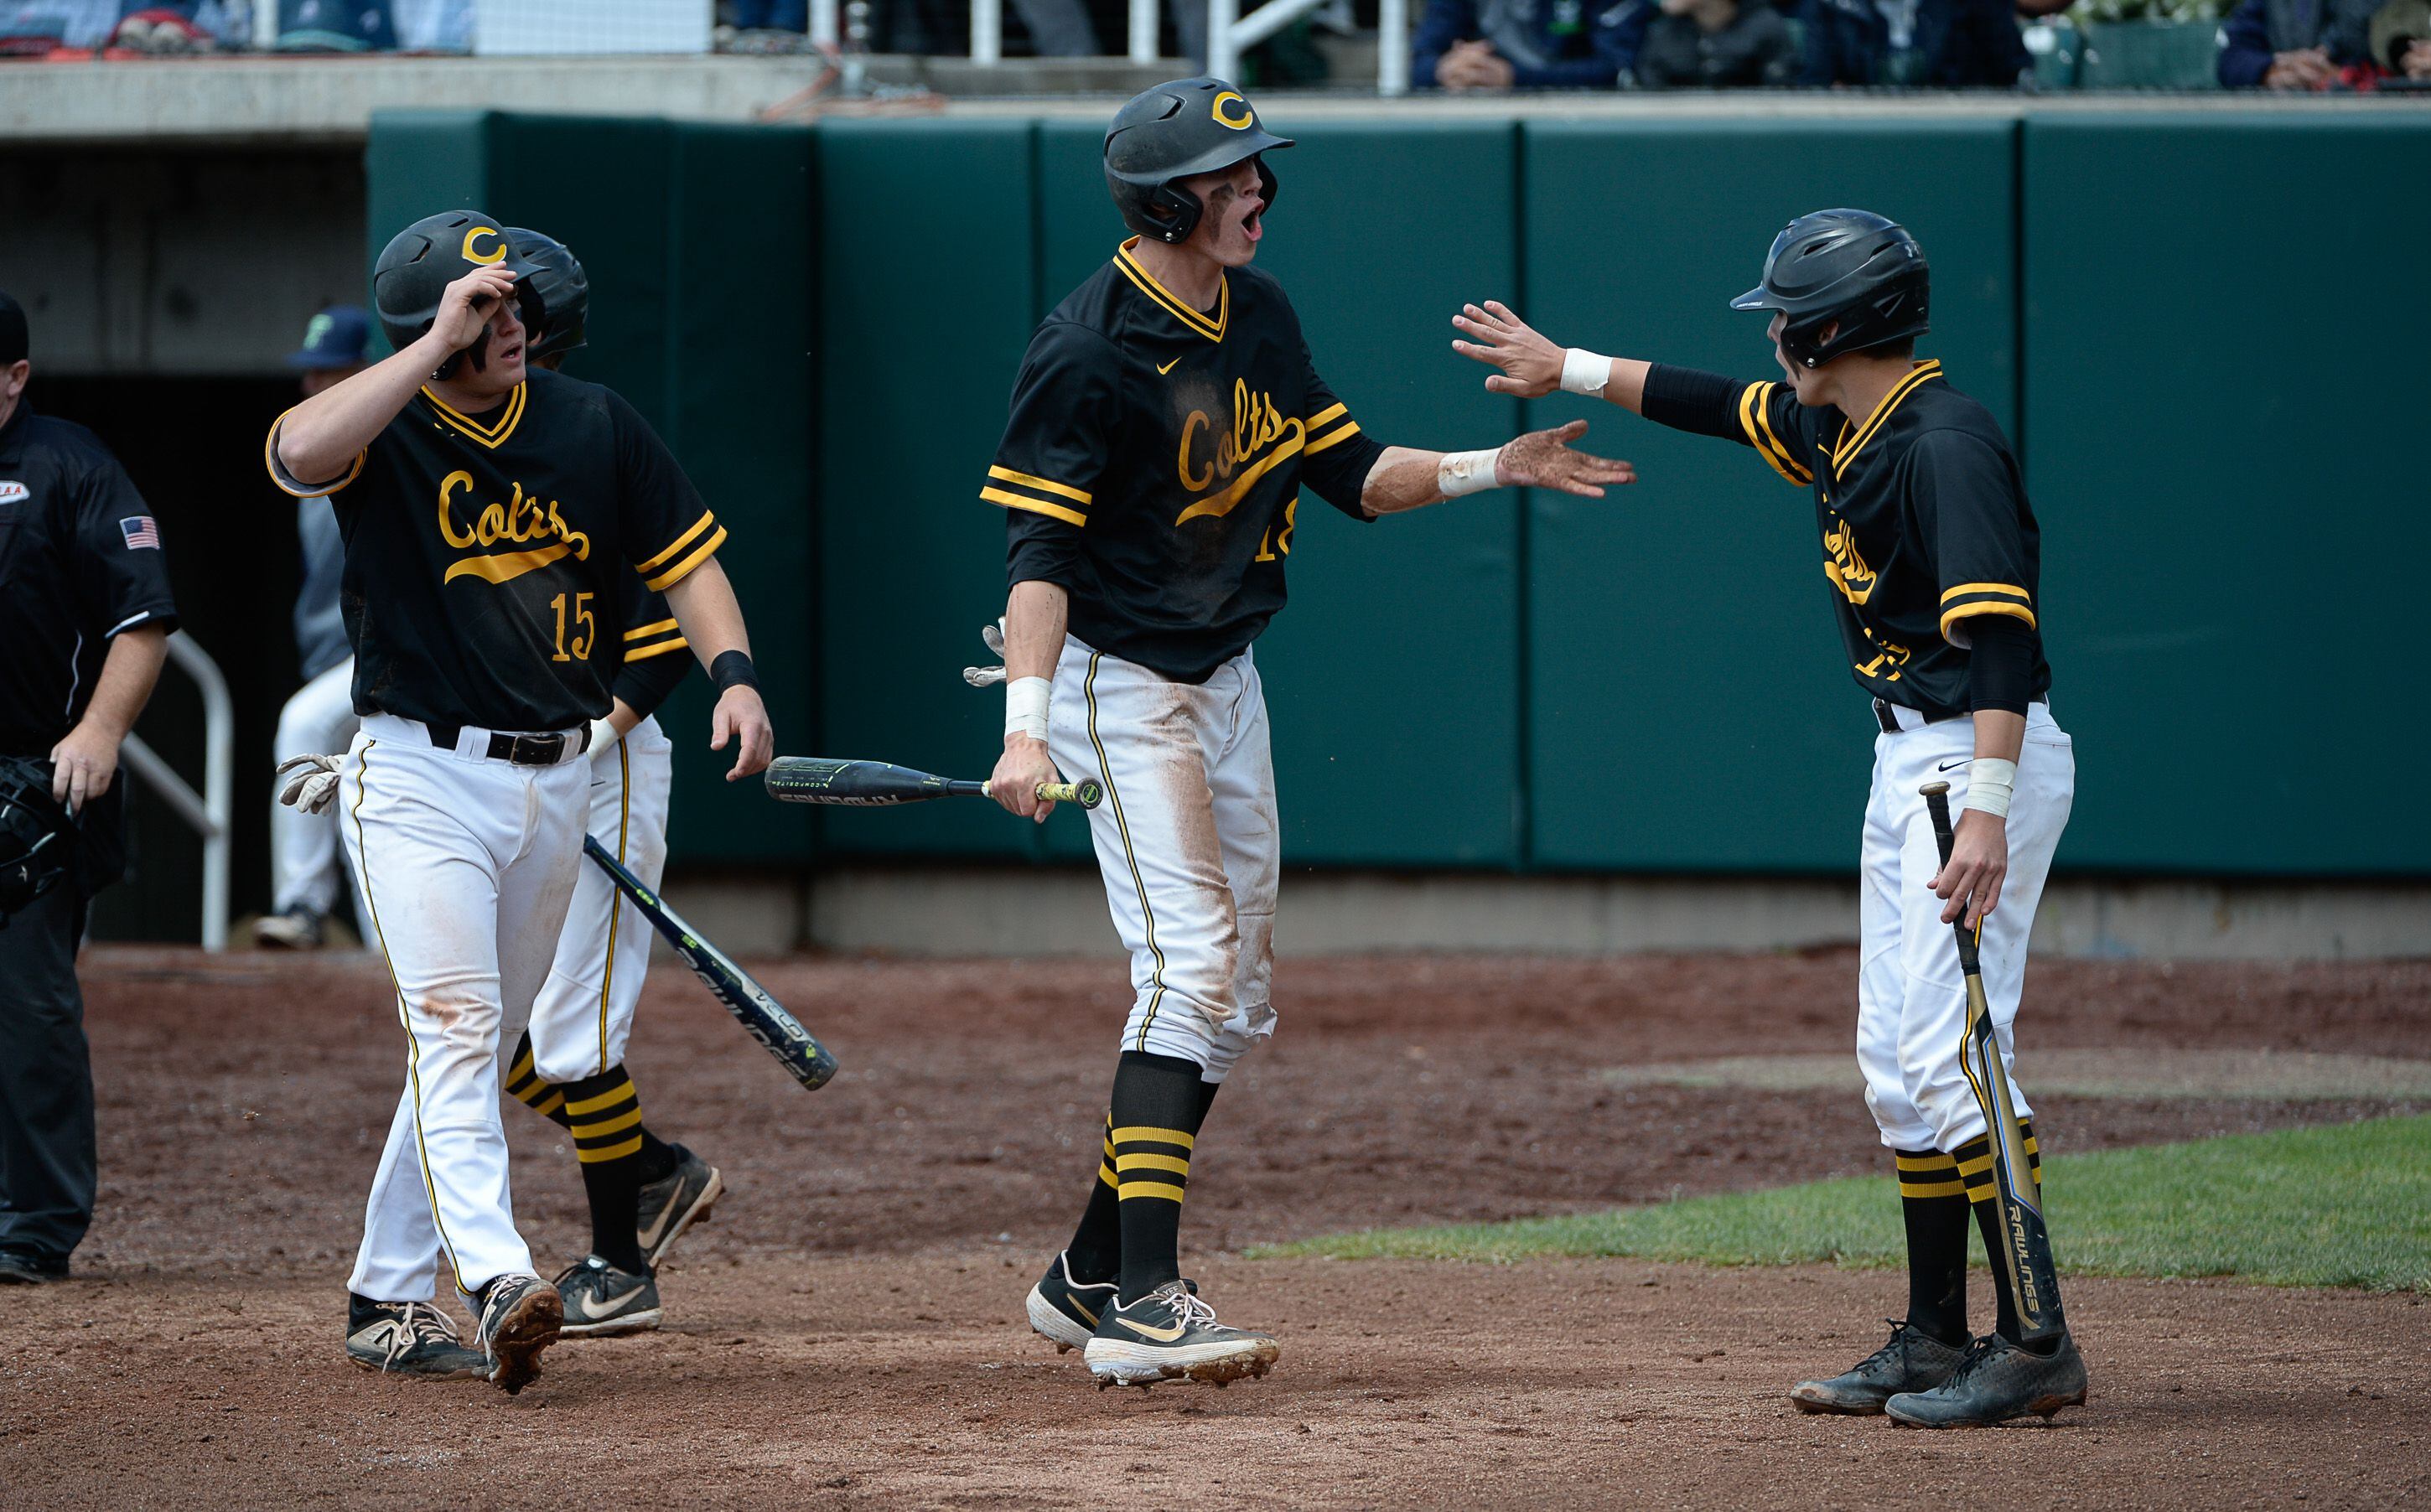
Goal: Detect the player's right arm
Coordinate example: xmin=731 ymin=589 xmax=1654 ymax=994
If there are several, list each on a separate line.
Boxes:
xmin=980 ymin=321 xmax=1115 ymax=824
xmin=1449 ymin=299 xmax=1817 ymax=486
xmin=271 ymin=264 xmax=519 ymax=490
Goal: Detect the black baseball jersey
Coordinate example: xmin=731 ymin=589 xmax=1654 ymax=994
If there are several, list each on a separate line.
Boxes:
xmin=0 ymin=403 xmax=179 ymax=755
xmin=990 ymin=240 xmax=1388 ymax=684
xmin=265 ymin=368 xmax=723 ymax=732
xmin=1731 ymin=360 xmax=2050 ymax=719
xmin=609 ymin=569 xmax=692 ymax=722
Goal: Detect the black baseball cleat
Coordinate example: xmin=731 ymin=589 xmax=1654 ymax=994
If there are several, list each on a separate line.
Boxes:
xmin=1789 ymin=1319 xmax=1970 ymax=1415
xmin=474 ymin=1272 xmax=563 ymax=1395
xmin=1025 ymin=1251 xmax=1119 ymax=1354
xmin=345 ymin=1297 xmax=490 ymax=1380
xmin=635 ymin=1145 xmax=723 ymax=1268
xmin=0 ymin=1249 xmax=69 ymax=1285
xmin=1885 ymin=1332 xmax=2090 ymax=1427
xmin=555 ymin=1255 xmax=663 ymax=1338
xmin=1082 ymin=1279 xmax=1278 ymax=1389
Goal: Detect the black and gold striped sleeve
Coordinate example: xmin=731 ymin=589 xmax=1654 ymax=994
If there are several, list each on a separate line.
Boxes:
xmin=611 ymin=572 xmax=692 ymax=721
xmin=1735 ymin=380 xmax=1817 ymax=487
xmin=609 ymin=388 xmax=727 ymax=593
xmin=1297 ymin=344 xmax=1387 ymax=521
xmin=1910 ymin=428 xmax=2038 ymax=644
xmin=986 ymin=320 xmax=1115 ymax=536
xmin=262 ymin=412 xmax=365 ymax=499
xmin=634 ymin=508 xmax=728 ymax=593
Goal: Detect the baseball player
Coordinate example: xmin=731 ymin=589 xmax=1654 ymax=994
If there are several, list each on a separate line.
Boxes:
xmin=259 ymin=305 xmax=373 ymax=950
xmin=265 ymin=210 xmax=773 ymax=1393
xmin=491 ymin=227 xmax=724 ymax=1339
xmin=991 ymin=77 xmax=1634 ymax=1389
xmin=1451 ymin=210 xmax=2087 ymax=1427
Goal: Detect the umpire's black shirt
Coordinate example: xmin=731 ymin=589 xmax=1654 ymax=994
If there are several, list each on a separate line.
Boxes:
xmin=0 ymin=402 xmax=179 ymax=755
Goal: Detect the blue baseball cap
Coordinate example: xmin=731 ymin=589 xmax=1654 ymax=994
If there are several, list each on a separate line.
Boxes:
xmin=288 ymin=305 xmax=371 ymax=370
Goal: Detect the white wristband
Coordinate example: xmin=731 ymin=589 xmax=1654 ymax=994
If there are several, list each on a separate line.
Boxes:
xmin=1437 ymin=447 xmax=1504 ymax=499
xmin=1561 ymin=348 xmax=1615 ymax=396
xmin=1960 ymin=757 xmax=2018 ymax=820
xmin=1004 ymin=676 xmax=1050 ymax=743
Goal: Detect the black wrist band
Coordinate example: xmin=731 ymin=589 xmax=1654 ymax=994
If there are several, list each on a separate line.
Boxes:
xmin=710 ymin=650 xmax=760 ymax=695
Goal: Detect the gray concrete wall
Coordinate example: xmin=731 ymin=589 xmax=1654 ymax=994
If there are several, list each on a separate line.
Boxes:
xmin=0 ymin=148 xmax=363 ymax=375
xmin=655 ymin=867 xmax=2431 ymax=961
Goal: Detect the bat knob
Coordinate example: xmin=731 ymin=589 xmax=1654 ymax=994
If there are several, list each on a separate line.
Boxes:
xmin=1073 ymin=779 xmax=1104 ymax=810
xmin=1920 ymin=780 xmax=1952 ymax=798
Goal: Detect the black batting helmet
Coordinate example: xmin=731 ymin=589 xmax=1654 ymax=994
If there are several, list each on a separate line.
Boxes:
xmin=1105 ymin=77 xmax=1293 ymax=246
xmin=1729 ymin=210 xmax=1930 ymax=370
xmin=373 ymin=210 xmax=544 ymax=379
xmin=0 ymin=756 xmax=73 ymax=929
xmin=508 ymin=227 xmax=588 ymax=362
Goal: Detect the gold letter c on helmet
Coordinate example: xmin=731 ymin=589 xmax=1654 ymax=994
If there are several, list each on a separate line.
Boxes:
xmin=462 ymin=225 xmax=506 ymax=265
xmin=1210 ymin=91 xmax=1253 ymax=130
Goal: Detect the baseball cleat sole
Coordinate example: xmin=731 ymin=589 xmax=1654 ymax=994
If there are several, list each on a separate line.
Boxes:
xmin=1886 ymin=1388 xmax=2085 ymax=1429
xmin=1083 ymin=1337 xmax=1279 ymax=1389
xmin=559 ymin=1306 xmax=664 ymax=1339
xmin=1026 ymin=1286 xmax=1096 ymax=1354
xmin=484 ymin=1288 xmax=563 ymax=1395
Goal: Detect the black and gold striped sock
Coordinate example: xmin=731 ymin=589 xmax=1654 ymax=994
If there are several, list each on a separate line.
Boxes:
xmin=1895 ymin=1147 xmax=1971 ymax=1345
xmin=1954 ymin=1118 xmax=2045 ymax=1344
xmin=505 ymin=1032 xmax=682 ymax=1183
xmin=1062 ymin=1112 xmax=1124 ymax=1286
xmin=1109 ymin=1050 xmax=1207 ymax=1302
xmin=560 ymin=1065 xmax=651 ymax=1275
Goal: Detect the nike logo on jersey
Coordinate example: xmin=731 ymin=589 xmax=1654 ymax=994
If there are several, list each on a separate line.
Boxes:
xmin=1158 ymin=356 xmax=1182 ymax=375
xmin=578 ymin=1285 xmax=648 ymax=1319
xmin=1113 ymin=1313 xmax=1189 ymax=1343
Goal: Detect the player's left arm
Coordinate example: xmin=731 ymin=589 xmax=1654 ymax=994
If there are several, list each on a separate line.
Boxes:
xmin=1293 ymin=341 xmax=1634 ymax=520
xmin=611 ymin=392 xmax=771 ymax=780
xmin=1911 ymin=429 xmax=2040 ymax=929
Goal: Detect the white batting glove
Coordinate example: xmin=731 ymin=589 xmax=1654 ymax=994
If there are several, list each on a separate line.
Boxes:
xmin=587 ymin=717 xmax=619 ymax=764
xmin=272 ymin=753 xmax=342 ymax=816
xmin=962 ymin=618 xmax=1008 ymax=688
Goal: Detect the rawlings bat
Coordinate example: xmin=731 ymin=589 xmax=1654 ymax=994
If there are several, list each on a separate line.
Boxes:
xmin=1921 ymin=780 xmax=2065 ymax=1344
xmin=762 ymin=757 xmax=1101 ymax=810
xmin=580 ymin=836 xmax=837 ymax=1092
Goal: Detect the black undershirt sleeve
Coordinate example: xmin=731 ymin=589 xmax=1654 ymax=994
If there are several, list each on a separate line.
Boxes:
xmin=612 ymin=646 xmax=692 ymax=722
xmin=1966 ymin=614 xmax=2034 ymax=716
xmin=1007 ymin=508 xmax=1086 ymax=592
xmin=1640 ymin=365 xmax=1745 ymax=441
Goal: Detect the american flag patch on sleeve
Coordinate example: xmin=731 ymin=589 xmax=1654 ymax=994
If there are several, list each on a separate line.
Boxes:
xmin=119 ymin=515 xmax=161 ymax=550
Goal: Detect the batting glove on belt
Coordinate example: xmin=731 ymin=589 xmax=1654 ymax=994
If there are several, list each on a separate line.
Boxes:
xmin=962 ymin=619 xmax=1008 ymax=688
xmin=272 ymin=753 xmax=342 ymax=816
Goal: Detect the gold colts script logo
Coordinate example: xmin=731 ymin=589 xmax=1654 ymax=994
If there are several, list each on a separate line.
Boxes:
xmin=1211 ymin=91 xmax=1254 ymax=129
xmin=462 ymin=225 xmax=506 ymax=265
xmin=1823 ymin=514 xmax=1876 ymax=604
xmin=1175 ymin=380 xmax=1300 ymax=525
xmin=437 ymin=470 xmax=592 ymax=584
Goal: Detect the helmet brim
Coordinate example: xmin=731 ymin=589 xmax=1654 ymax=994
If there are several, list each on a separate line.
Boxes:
xmin=1728 ymin=285 xmax=1777 ymax=313
xmin=1107 ymin=127 xmax=1294 ymax=189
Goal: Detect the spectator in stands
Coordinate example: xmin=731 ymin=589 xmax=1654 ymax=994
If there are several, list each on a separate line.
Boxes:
xmin=256 ymin=306 xmax=370 ymax=951
xmin=1798 ymin=0 xmax=2030 ymax=85
xmin=2371 ymin=0 xmax=2431 ymax=80
xmin=1633 ymin=0 xmax=1797 ymax=85
xmin=2216 ymin=0 xmax=2378 ymax=84
xmin=1414 ymin=0 xmax=1651 ymax=88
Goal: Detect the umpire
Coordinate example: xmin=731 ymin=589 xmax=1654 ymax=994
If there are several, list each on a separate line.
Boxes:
xmin=0 ymin=290 xmax=177 ymax=1284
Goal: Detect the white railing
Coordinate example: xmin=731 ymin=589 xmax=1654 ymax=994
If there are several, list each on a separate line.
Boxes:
xmin=119 ymin=631 xmax=232 ymax=952
xmin=966 ymin=0 xmax=1410 ymax=94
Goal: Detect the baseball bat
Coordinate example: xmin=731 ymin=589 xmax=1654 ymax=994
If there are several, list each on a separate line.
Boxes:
xmin=761 ymin=757 xmax=1101 ymax=810
xmin=580 ymin=836 xmax=838 ymax=1092
xmin=1921 ymin=780 xmax=2066 ymax=1344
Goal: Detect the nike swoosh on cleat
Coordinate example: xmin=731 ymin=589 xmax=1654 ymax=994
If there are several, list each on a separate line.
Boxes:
xmin=579 ymin=1287 xmax=647 ymax=1319
xmin=1071 ymin=1298 xmax=1101 ymax=1326
xmin=638 ymin=1209 xmax=674 ymax=1247
xmin=1114 ymin=1315 xmax=1189 ymax=1343
xmin=1157 ymin=357 xmax=1181 ymax=375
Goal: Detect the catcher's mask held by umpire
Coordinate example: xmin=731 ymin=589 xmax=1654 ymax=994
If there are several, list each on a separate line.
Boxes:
xmin=373 ymin=210 xmax=545 ymax=381
xmin=1729 ymin=209 xmax=1930 ymax=370
xmin=1105 ymin=76 xmax=1293 ymax=246
xmin=0 ymin=755 xmax=73 ymax=928
xmin=508 ymin=227 xmax=588 ymax=362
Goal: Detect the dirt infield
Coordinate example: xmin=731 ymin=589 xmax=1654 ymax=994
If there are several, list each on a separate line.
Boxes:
xmin=4 ymin=949 xmax=2428 ymax=1508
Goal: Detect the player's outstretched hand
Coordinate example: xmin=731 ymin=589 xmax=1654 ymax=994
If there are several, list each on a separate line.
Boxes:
xmin=710 ymin=686 xmax=775 ymax=781
xmin=1931 ymin=809 xmax=2009 ymax=929
xmin=1451 ymin=301 xmax=1564 ymax=398
xmin=1497 ymin=420 xmax=1635 ymax=498
xmin=430 ymin=264 xmax=521 ymax=354
xmin=990 ymin=736 xmax=1061 ymax=825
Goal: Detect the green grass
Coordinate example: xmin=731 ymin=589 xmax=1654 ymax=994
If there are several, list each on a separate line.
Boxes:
xmin=1257 ymin=1115 xmax=2431 ymax=1292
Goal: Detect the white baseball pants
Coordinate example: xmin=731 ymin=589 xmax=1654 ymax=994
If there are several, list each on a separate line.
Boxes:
xmin=341 ymin=715 xmax=589 ymax=1302
xmin=1047 ymin=637 xmax=1279 ymax=1081
xmin=1857 ymin=702 xmax=2075 ymax=1153
xmin=526 ymin=716 xmax=672 ymax=1084
xmin=268 ymin=656 xmax=363 ymax=926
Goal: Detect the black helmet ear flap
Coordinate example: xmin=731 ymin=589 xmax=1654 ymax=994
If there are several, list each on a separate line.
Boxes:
xmin=1254 ymin=154 xmax=1278 ymax=215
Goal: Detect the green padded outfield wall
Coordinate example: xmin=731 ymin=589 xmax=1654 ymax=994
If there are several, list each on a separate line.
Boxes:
xmin=2023 ymin=115 xmax=2431 ymax=876
xmin=364 ymin=111 xmax=817 ymax=863
xmin=1521 ymin=119 xmax=2019 ymax=872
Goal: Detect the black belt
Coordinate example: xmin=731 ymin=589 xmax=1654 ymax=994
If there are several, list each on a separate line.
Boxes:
xmin=424 ymin=723 xmax=588 ymax=766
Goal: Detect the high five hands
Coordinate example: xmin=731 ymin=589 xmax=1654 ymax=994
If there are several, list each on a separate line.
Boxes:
xmin=1450 ymin=301 xmax=1570 ymax=398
